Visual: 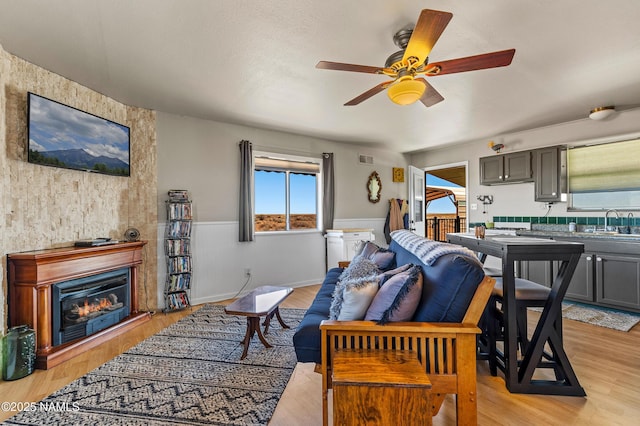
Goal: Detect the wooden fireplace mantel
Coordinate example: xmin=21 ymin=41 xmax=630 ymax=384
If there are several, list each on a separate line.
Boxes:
xmin=7 ymin=241 xmax=151 ymax=369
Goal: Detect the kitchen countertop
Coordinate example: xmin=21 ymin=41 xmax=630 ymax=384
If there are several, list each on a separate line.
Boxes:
xmin=517 ymin=229 xmax=640 ymax=242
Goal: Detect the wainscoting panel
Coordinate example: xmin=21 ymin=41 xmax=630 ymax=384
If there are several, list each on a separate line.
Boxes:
xmin=157 ymin=222 xmax=327 ymax=307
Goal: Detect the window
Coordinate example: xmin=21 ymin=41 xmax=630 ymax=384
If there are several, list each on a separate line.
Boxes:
xmin=254 ymin=152 xmax=321 ymax=232
xmin=568 ymin=138 xmax=640 ymax=210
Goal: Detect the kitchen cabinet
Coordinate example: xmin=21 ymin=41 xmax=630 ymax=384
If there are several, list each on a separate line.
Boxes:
xmin=325 ymin=228 xmax=375 ymax=271
xmin=518 ymin=260 xmax=555 ymax=287
xmin=534 ymin=146 xmax=562 ymax=202
xmin=595 ymin=252 xmax=640 ymax=310
xmin=518 ymin=233 xmax=640 ymax=313
xmin=480 ymin=151 xmax=532 ymax=185
xmin=565 ymin=254 xmax=594 ymax=301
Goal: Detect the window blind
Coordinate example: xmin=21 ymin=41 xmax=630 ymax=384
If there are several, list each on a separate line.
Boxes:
xmin=254 ymin=157 xmax=320 ymax=174
xmin=568 ymin=138 xmax=640 ymax=192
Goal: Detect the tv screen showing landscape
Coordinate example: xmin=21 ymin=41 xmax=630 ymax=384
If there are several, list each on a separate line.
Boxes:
xmin=27 ymin=92 xmax=130 ymax=176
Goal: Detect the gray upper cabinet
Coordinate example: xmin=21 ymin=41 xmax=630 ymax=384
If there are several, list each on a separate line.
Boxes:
xmin=480 ymin=151 xmax=532 ymax=185
xmin=534 ymin=147 xmax=562 ymax=202
xmin=479 ymin=155 xmax=503 ymax=184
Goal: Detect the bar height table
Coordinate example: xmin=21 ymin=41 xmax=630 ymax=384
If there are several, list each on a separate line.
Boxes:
xmin=446 ymin=233 xmax=586 ymax=396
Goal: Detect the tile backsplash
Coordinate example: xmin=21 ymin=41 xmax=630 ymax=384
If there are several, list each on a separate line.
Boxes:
xmin=472 ymin=215 xmax=639 ymax=227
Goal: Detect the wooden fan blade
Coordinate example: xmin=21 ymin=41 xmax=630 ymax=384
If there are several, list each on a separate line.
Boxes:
xmin=427 ymin=49 xmax=516 ymax=75
xmin=344 ymin=81 xmax=393 ymax=106
xmin=415 ymin=78 xmax=444 ymax=107
xmin=316 ymin=61 xmax=382 ymax=74
xmin=402 ymin=9 xmax=453 ymax=66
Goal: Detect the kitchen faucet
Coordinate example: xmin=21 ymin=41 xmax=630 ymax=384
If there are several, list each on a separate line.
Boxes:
xmin=604 ymin=209 xmax=620 ymax=232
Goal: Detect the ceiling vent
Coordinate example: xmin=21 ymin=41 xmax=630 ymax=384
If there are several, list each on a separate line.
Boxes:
xmin=359 ymin=154 xmax=374 ymax=165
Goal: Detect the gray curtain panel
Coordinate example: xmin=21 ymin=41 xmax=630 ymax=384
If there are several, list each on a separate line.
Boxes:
xmin=322 ymin=153 xmax=335 ymax=232
xmin=239 ymin=140 xmax=254 ymax=242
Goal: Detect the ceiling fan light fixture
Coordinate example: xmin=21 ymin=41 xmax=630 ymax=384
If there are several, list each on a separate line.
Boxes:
xmin=589 ymin=106 xmax=615 ymax=120
xmin=387 ymin=77 xmax=426 ymax=105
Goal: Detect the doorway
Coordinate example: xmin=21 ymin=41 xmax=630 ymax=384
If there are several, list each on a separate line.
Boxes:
xmin=425 ymin=162 xmax=468 ymax=241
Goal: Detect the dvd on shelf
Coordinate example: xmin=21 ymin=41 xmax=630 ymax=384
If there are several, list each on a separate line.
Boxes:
xmin=166 ymin=221 xmax=191 ymax=238
xmin=168 ymin=189 xmax=189 ymax=202
xmin=167 ymin=274 xmax=191 ymax=292
xmin=168 ymin=202 xmax=192 ymax=220
xmin=166 ymin=292 xmax=190 ymax=310
xmin=165 ymin=239 xmax=191 ymax=256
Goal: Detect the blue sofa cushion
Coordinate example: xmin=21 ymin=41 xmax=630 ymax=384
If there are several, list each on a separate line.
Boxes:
xmin=390 ymin=240 xmax=484 ymax=322
xmin=293 ymin=267 xmax=342 ymax=364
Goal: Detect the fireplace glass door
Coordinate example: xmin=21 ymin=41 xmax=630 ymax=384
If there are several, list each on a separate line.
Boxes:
xmin=52 ymin=268 xmax=131 ymax=345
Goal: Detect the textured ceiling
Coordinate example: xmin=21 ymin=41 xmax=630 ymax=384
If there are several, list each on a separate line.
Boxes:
xmin=1 ymin=0 xmax=639 ymax=153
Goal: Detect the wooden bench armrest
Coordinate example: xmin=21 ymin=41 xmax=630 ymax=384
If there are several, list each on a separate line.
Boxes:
xmin=320 ymin=320 xmax=481 ymax=335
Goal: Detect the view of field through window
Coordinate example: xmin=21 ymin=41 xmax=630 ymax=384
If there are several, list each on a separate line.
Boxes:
xmin=255 ymin=169 xmax=317 ymax=231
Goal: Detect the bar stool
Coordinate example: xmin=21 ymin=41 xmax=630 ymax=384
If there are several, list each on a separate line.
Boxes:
xmin=485 ymin=277 xmax=563 ymax=378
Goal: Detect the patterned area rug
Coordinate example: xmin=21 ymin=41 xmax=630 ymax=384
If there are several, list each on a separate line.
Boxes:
xmin=4 ymin=304 xmax=305 ymax=425
xmin=530 ymin=302 xmax=640 ymax=332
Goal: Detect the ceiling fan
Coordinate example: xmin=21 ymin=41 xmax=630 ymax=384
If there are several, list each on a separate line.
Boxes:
xmin=317 ymin=8 xmax=516 ymax=107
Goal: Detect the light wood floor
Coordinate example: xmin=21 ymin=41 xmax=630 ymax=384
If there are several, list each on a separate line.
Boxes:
xmin=1 ymin=284 xmax=639 ymax=425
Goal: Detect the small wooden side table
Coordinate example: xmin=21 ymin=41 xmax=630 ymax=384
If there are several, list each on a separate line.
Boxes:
xmin=332 ymin=349 xmax=432 ymax=426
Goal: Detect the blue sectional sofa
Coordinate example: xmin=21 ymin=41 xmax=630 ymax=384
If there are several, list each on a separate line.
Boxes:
xmin=293 ymin=230 xmax=488 ymax=364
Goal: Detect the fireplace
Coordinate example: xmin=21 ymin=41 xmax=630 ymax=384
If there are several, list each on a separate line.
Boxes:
xmin=52 ymin=268 xmax=131 ymax=346
xmin=8 ymin=241 xmax=150 ymax=369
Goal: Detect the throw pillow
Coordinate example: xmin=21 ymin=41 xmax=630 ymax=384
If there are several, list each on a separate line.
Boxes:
xmin=329 ymin=257 xmax=380 ymax=320
xmin=377 ymin=263 xmax=412 ymax=287
xmin=356 ymin=241 xmax=396 ymax=271
xmin=365 ymin=264 xmax=423 ymax=324
xmin=338 ymin=280 xmax=379 ymax=320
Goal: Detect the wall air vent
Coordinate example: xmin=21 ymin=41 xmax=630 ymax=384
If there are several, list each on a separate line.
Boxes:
xmin=359 ymin=154 xmax=374 ymax=165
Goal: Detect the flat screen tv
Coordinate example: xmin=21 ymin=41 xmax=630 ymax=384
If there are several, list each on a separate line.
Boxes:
xmin=27 ymin=92 xmax=130 ymax=176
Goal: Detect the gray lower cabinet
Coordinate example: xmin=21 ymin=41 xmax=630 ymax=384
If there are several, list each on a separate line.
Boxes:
xmin=518 ymin=260 xmax=554 ymax=286
xmin=518 ymin=237 xmax=640 ymax=313
xmin=565 ymin=253 xmax=594 ymax=302
xmin=595 ymin=253 xmax=640 ymax=310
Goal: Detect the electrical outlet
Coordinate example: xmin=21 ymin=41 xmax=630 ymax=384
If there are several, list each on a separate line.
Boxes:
xmin=470 ymin=203 xmax=478 ymax=211
xmin=244 ymin=268 xmax=251 ymax=276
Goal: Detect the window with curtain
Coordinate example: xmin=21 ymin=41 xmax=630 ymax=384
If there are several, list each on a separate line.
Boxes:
xmin=254 ymin=152 xmax=322 ymax=232
xmin=568 ymin=138 xmax=640 ymax=210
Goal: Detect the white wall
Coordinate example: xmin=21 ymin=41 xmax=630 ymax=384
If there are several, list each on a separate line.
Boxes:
xmin=410 ymin=109 xmax=640 ymax=223
xmin=156 ymin=112 xmax=409 ymax=305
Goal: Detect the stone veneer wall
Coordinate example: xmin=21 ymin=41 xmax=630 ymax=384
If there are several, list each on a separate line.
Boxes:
xmin=0 ymin=44 xmax=158 ymax=334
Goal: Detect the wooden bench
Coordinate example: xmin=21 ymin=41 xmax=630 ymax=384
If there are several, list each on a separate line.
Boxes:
xmin=319 ymin=274 xmax=495 ymax=425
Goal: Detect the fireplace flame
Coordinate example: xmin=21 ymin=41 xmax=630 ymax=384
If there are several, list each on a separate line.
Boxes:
xmin=77 ymin=297 xmax=113 ymax=317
